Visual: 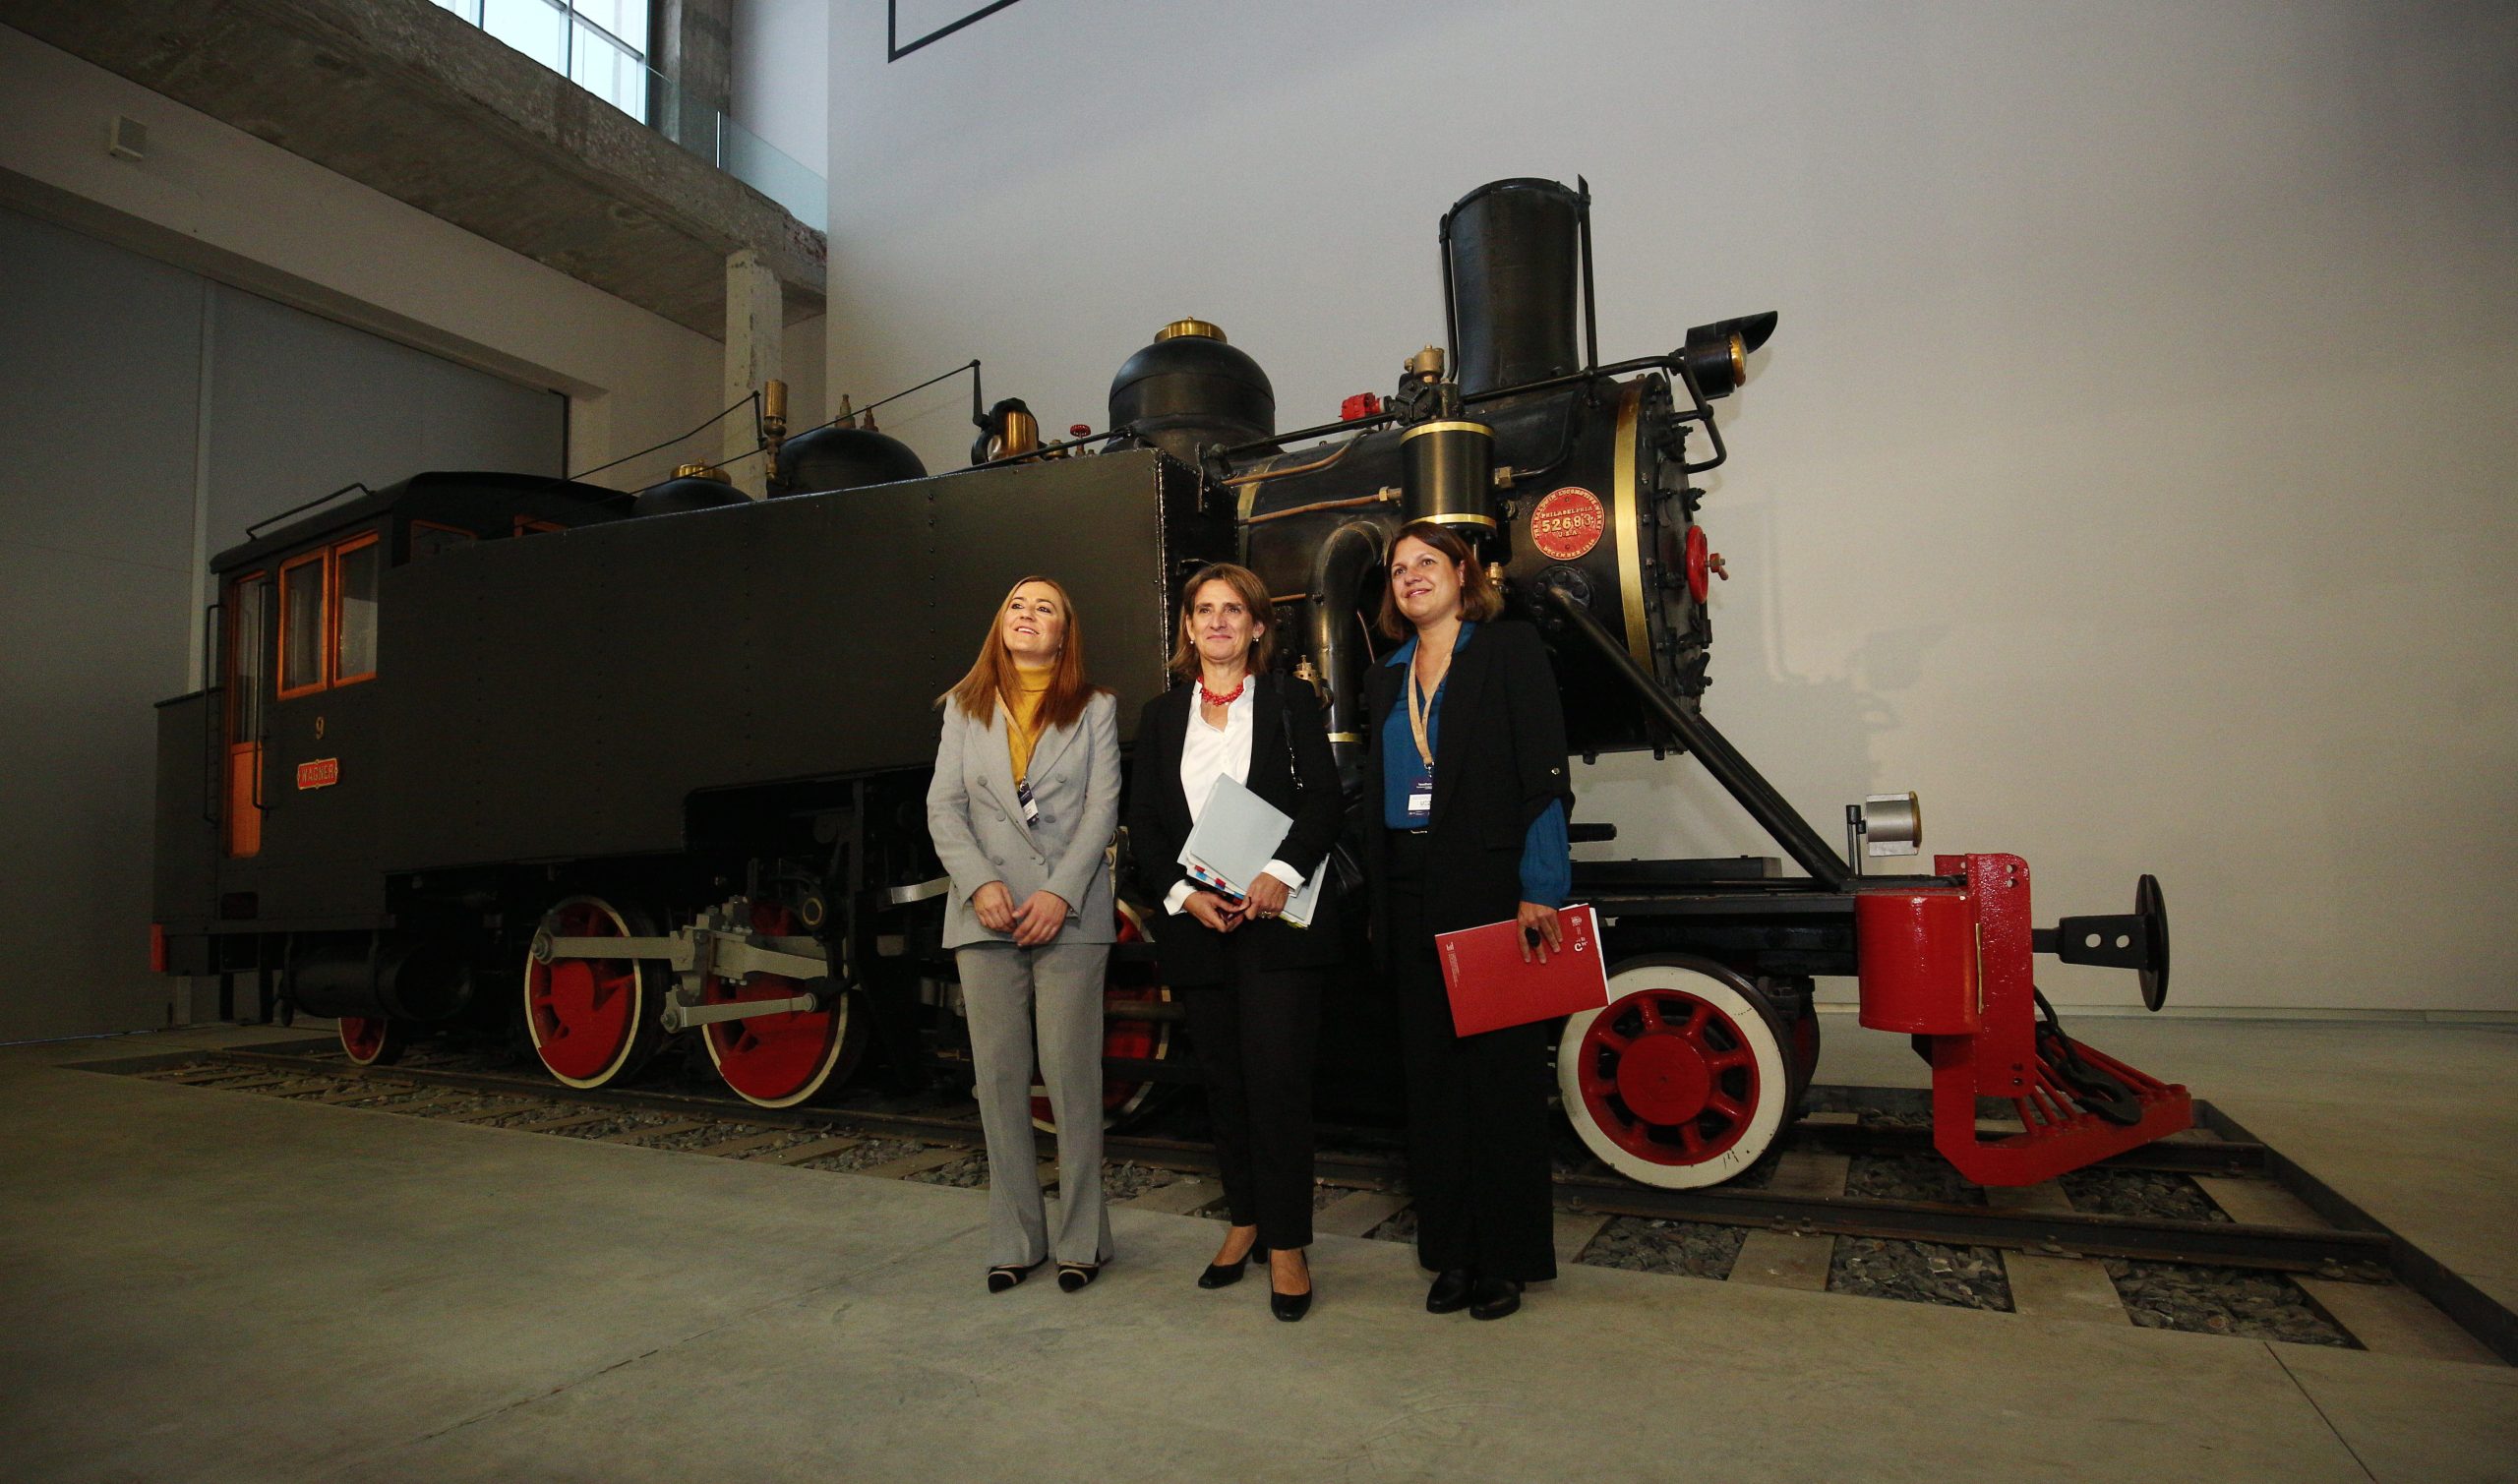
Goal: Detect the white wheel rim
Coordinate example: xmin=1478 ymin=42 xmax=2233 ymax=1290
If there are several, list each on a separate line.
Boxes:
xmin=522 ymin=894 xmax=651 ymax=1090
xmin=1557 ymin=960 xmax=1790 ymax=1189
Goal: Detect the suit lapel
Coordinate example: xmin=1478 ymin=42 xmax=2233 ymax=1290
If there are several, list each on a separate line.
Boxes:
xmin=1430 ymin=631 xmax=1492 ymax=824
xmin=1157 ymin=684 xmax=1194 ymax=832
xmin=1248 ymin=674 xmax=1284 ymax=794
xmin=981 ymin=698 xmax=1025 ymax=823
xmin=1027 ymin=699 xmax=1080 ymax=788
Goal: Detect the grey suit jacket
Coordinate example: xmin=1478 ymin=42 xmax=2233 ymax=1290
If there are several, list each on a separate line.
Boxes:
xmin=925 ymin=688 xmax=1121 ymax=950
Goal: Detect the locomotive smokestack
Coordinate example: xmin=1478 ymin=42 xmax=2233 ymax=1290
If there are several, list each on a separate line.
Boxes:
xmin=1441 ymin=178 xmax=1586 ymax=395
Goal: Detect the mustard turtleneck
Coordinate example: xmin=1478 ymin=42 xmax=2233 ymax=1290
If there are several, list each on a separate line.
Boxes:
xmin=1004 ymin=662 xmax=1053 ymax=784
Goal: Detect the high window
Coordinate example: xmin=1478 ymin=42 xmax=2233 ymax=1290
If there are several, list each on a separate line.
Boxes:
xmin=433 ymin=0 xmax=651 ymax=123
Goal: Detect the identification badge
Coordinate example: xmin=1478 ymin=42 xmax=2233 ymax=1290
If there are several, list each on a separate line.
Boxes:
xmin=1406 ymin=770 xmax=1433 ymax=824
xmin=1016 ymin=778 xmax=1042 ymax=825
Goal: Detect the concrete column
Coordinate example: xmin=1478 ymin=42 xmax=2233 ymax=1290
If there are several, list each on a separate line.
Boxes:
xmin=723 ymin=247 xmax=781 ymax=499
xmin=653 ymin=0 xmax=735 ymax=157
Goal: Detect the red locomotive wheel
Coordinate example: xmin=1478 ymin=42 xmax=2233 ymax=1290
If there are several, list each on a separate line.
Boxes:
xmin=337 ymin=1014 xmax=404 ymax=1067
xmin=523 ymin=895 xmax=665 ymax=1089
xmin=702 ymin=902 xmax=864 ymax=1108
xmin=1032 ymin=902 xmax=1172 ymax=1133
xmin=1556 ymin=957 xmax=1792 ymax=1188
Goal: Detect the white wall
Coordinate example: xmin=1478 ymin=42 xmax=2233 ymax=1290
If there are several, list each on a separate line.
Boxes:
xmin=825 ymin=0 xmax=2518 ymax=1012
xmin=730 ymin=0 xmax=830 ymax=179
xmin=0 ymin=24 xmax=721 ymax=495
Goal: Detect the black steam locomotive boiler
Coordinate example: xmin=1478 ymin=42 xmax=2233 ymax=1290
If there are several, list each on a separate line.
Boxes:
xmin=150 ymin=178 xmax=2184 ymax=1188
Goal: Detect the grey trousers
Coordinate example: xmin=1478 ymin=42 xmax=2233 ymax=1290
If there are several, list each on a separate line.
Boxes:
xmin=956 ymin=940 xmax=1113 ymax=1268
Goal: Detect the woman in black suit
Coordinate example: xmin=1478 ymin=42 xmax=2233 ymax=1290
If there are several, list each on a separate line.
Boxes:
xmin=1127 ymin=562 xmax=1345 ymax=1322
xmin=1363 ymin=519 xmax=1574 ymax=1322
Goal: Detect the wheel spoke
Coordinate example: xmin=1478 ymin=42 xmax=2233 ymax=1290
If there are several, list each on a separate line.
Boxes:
xmin=1708 ymin=1094 xmax=1745 ymax=1122
xmin=1633 ymin=998 xmax=1665 ymax=1032
xmin=1675 ymin=1121 xmax=1706 ymax=1155
xmin=1708 ymin=1048 xmax=1749 ymax=1071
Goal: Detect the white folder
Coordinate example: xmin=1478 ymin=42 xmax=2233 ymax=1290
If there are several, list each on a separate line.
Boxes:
xmin=1177 ymin=774 xmax=1329 ymax=928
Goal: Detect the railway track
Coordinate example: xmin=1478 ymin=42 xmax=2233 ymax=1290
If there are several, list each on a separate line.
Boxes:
xmin=97 ymin=1039 xmax=2510 ymax=1365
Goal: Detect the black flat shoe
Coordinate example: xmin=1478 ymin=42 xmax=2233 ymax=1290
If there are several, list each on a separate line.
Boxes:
xmin=1469 ymin=1277 xmax=1523 ymax=1321
xmin=987 ymin=1258 xmax=1046 ymax=1294
xmin=1425 ymin=1269 xmax=1476 ymax=1315
xmin=1056 ymin=1262 xmax=1103 ymax=1293
xmin=1198 ymin=1246 xmax=1259 ymax=1289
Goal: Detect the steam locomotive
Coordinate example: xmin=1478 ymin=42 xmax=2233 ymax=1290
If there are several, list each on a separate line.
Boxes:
xmin=150 ymin=178 xmax=2185 ymax=1188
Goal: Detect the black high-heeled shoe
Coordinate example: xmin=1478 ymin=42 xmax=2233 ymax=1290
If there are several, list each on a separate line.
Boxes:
xmin=1056 ymin=1262 xmax=1103 ymax=1293
xmin=986 ymin=1258 xmax=1047 ymax=1294
xmin=1269 ymin=1253 xmax=1312 ymax=1322
xmin=1198 ymin=1243 xmax=1261 ymax=1289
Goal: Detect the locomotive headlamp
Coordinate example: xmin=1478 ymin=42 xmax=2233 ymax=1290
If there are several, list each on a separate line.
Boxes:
xmin=1678 ymin=311 xmax=1780 ymax=399
xmin=1845 ymin=792 xmax=1922 ymax=876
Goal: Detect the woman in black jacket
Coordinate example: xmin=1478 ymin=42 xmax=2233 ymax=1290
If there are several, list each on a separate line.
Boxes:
xmin=1362 ymin=520 xmax=1574 ymax=1322
xmin=1126 ymin=562 xmax=1345 ymax=1322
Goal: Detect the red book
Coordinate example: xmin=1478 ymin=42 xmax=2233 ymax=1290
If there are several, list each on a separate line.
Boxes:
xmin=1435 ymin=905 xmax=1609 ymax=1037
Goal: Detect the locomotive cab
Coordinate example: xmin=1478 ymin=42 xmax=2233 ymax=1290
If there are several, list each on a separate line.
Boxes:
xmin=151 ymin=473 xmax=628 ymax=1008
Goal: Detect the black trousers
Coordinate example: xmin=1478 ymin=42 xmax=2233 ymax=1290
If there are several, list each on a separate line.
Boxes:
xmin=1388 ymin=831 xmax=1558 ymax=1283
xmin=1179 ymin=935 xmax=1322 ymax=1252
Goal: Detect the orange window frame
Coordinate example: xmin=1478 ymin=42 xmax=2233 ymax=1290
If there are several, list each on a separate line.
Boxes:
xmin=275 ymin=548 xmax=330 ymax=699
xmin=410 ymin=518 xmax=476 ymax=556
xmin=514 ymin=516 xmax=564 ymax=536
xmin=224 ymin=569 xmax=269 ymax=859
xmin=330 ymin=531 xmax=381 ymax=687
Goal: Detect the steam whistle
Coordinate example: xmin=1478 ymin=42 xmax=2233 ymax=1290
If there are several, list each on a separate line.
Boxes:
xmin=761 ymin=379 xmax=788 ymax=483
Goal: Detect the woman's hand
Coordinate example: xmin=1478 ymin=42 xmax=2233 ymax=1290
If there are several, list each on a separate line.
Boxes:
xmin=1241 ymin=873 xmax=1290 ymax=921
xmin=1517 ymin=901 xmax=1564 ymax=964
xmin=1011 ymin=889 xmax=1071 ymax=947
xmin=1185 ymin=891 xmax=1244 ymax=933
xmin=972 ymin=881 xmax=1016 ymax=934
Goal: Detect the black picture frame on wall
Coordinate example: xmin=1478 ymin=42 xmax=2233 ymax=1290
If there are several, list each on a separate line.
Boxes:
xmin=889 ymin=0 xmax=1026 ymax=62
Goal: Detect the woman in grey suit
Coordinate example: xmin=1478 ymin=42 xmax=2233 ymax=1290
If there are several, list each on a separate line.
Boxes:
xmin=926 ymin=575 xmax=1123 ymax=1294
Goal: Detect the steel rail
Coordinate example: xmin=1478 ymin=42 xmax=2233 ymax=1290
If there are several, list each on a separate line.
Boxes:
xmin=190 ymin=1046 xmax=2344 ymax=1273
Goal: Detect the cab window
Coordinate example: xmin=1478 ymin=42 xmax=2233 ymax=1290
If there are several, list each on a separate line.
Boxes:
xmin=277 ymin=551 xmax=328 ymax=697
xmin=410 ymin=520 xmax=475 ymax=560
xmin=227 ymin=572 xmax=270 ymax=742
xmin=333 ymin=535 xmax=380 ymax=684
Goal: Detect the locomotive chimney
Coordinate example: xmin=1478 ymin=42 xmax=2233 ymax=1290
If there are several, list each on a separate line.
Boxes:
xmin=1441 ymin=178 xmax=1587 ymax=395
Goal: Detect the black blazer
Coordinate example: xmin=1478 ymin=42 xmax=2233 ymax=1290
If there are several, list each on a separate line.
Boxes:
xmin=1361 ymin=620 xmax=1575 ymax=951
xmin=1127 ymin=672 xmax=1347 ymax=984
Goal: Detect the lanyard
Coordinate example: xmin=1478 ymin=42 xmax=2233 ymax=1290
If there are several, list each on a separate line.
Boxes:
xmin=1405 ymin=647 xmax=1445 ymax=772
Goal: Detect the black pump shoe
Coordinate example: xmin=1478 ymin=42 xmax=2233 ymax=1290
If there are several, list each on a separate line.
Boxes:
xmin=1425 ymin=1269 xmax=1476 ymax=1315
xmin=1270 ymin=1254 xmax=1313 ymax=1322
xmin=1056 ymin=1262 xmax=1103 ymax=1293
xmin=1199 ymin=1245 xmax=1259 ymax=1289
xmin=986 ymin=1258 xmax=1046 ymax=1294
xmin=1469 ymin=1277 xmax=1523 ymax=1321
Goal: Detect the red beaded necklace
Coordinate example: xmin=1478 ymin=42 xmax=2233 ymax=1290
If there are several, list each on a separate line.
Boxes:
xmin=1197 ymin=677 xmax=1246 ymax=708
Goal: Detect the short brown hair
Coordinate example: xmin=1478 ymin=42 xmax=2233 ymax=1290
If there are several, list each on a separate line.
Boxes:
xmin=1169 ymin=563 xmax=1277 ymax=680
xmin=943 ymin=574 xmax=1104 ymax=730
xmin=1377 ymin=520 xmax=1503 ymax=638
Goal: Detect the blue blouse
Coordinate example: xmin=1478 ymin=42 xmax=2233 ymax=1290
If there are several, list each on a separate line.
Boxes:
xmin=1379 ymin=622 xmax=1571 ymax=908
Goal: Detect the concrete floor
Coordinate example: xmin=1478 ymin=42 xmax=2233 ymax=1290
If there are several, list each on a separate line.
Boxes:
xmin=2 ymin=1016 xmax=2512 ymax=1484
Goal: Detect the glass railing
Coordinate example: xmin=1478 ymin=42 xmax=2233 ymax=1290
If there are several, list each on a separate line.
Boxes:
xmin=430 ymin=0 xmax=827 ymax=227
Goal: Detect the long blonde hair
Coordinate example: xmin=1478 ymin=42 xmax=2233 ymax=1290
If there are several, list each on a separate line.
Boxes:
xmin=943 ymin=574 xmax=1103 ymax=730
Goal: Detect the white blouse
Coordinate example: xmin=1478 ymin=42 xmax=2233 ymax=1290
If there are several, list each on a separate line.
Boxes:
xmin=1167 ymin=681 xmax=1302 ymax=914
